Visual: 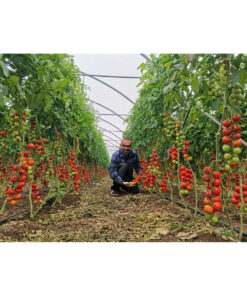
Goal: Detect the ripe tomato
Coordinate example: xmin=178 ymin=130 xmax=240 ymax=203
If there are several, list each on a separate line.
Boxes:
xmin=233 ymin=133 xmax=241 ymax=139
xmin=10 ymin=200 xmax=17 ymax=206
xmin=222 ymin=136 xmax=231 ymax=144
xmin=212 ymin=196 xmax=221 ymax=202
xmin=233 ymin=192 xmax=240 ymax=199
xmin=222 ymin=120 xmax=232 ymax=127
xmin=232 ymin=114 xmax=241 ymax=122
xmin=212 ymin=187 xmax=221 ymax=196
xmin=213 ymin=171 xmax=221 ymax=179
xmin=204 ymin=205 xmax=214 ymax=214
xmin=237 ymin=202 xmax=245 ymax=209
xmin=231 ymin=197 xmax=238 ymax=204
xmin=213 ymin=179 xmax=221 ymax=187
xmin=233 ymin=124 xmax=242 ymax=132
xmin=212 ymin=202 xmax=222 ymax=211
xmin=222 ymin=128 xmax=232 ymax=136
xmin=235 ymin=186 xmax=240 ymax=192
xmin=23 ymin=151 xmax=29 ymax=157
xmin=28 ymin=143 xmax=35 ymax=149
xmin=232 ymin=140 xmax=242 ymax=147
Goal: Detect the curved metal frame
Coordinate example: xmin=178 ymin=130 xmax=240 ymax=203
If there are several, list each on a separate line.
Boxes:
xmin=89 ymin=99 xmax=126 ymax=121
xmin=100 ymin=128 xmax=122 ymax=140
xmin=82 ymin=74 xmax=140 ymax=79
xmin=98 ymin=117 xmax=124 ymax=132
xmin=140 ymin=53 xmax=151 ymax=62
xmin=103 ymin=134 xmax=121 ymax=142
xmin=80 ymin=71 xmax=134 ymax=104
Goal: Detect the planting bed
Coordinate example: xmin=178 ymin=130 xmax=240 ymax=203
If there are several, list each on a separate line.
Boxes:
xmin=0 ymin=177 xmax=238 ymax=242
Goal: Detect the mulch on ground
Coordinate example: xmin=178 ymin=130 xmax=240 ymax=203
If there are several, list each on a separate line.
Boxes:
xmin=0 ymin=177 xmax=240 ymax=242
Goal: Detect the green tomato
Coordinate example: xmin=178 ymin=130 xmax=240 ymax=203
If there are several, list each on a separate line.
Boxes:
xmin=222 ymin=144 xmax=231 ymax=152
xmin=233 ymin=147 xmax=242 ymax=155
xmin=232 ymin=156 xmax=240 ymax=164
xmin=211 ymin=215 xmax=218 ymax=224
xmin=243 ymin=207 xmax=247 ymax=213
xmin=224 ymin=153 xmax=232 ymax=160
xmin=225 ymin=164 xmax=231 ymax=171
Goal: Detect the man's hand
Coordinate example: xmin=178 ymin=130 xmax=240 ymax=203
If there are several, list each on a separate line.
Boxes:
xmin=123 ymin=182 xmax=135 ymax=187
xmin=123 ymin=182 xmax=132 ymax=187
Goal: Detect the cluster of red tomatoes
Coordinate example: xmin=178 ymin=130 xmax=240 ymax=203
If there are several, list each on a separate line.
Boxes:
xmin=0 ymin=128 xmax=7 ymax=138
xmin=231 ymin=172 xmax=247 ymax=211
xmin=159 ymin=175 xmax=168 ymax=193
xmin=169 ymin=146 xmax=178 ymax=165
xmin=222 ymin=114 xmax=242 ymax=171
xmin=6 ymin=157 xmax=31 ymax=206
xmin=179 ymin=166 xmax=193 ymax=195
xmin=69 ymin=151 xmax=82 ymax=194
xmin=203 ymin=167 xmax=223 ymax=222
xmin=31 ymin=183 xmax=41 ymax=205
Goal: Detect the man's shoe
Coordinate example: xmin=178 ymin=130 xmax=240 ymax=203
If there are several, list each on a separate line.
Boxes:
xmin=110 ymin=190 xmax=121 ymax=196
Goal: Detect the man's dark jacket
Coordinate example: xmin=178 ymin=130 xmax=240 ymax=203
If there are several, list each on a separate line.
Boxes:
xmin=109 ymin=149 xmax=141 ymax=184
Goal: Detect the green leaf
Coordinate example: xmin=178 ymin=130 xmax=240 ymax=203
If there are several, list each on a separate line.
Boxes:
xmin=0 ymin=61 xmax=9 ymax=77
xmin=191 ymin=78 xmax=199 ymax=93
xmin=165 ymin=61 xmax=172 ymax=73
xmin=231 ymin=70 xmax=241 ymax=85
xmin=0 ymin=83 xmax=8 ymax=97
xmin=240 ymin=70 xmax=247 ymax=84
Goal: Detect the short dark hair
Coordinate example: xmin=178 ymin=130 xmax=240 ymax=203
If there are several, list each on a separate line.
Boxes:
xmin=122 ymin=137 xmax=131 ymax=141
xmin=121 ymin=138 xmax=132 ymax=144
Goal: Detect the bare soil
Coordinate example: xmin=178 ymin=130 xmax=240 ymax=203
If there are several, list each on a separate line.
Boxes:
xmin=0 ymin=177 xmax=243 ymax=242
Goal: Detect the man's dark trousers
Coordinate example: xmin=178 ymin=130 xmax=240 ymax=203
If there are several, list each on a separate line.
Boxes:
xmin=111 ymin=163 xmax=139 ymax=194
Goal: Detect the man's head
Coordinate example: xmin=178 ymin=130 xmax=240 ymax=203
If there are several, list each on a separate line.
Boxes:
xmin=120 ymin=138 xmax=132 ymax=156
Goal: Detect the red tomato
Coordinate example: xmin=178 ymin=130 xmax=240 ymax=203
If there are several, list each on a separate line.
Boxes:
xmin=222 ymin=136 xmax=231 ymax=144
xmin=242 ymin=184 xmax=247 ymax=190
xmin=232 ymin=114 xmax=241 ymax=122
xmin=233 ymin=124 xmax=242 ymax=132
xmin=28 ymin=143 xmax=35 ymax=149
xmin=213 ymin=179 xmax=222 ymax=187
xmin=222 ymin=128 xmax=232 ymax=136
xmin=212 ymin=202 xmax=222 ymax=211
xmin=231 ymin=198 xmax=238 ymax=204
xmin=237 ymin=202 xmax=246 ymax=209
xmin=233 ymin=192 xmax=241 ymax=199
xmin=212 ymin=187 xmax=221 ymax=196
xmin=232 ymin=140 xmax=242 ymax=147
xmin=213 ymin=171 xmax=221 ymax=179
xmin=212 ymin=196 xmax=221 ymax=202
xmin=204 ymin=205 xmax=214 ymax=214
xmin=222 ymin=120 xmax=232 ymax=127
xmin=233 ymin=133 xmax=241 ymax=139
xmin=235 ymin=186 xmax=240 ymax=192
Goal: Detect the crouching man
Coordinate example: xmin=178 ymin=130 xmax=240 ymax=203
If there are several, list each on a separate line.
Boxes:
xmin=109 ymin=138 xmax=141 ymax=196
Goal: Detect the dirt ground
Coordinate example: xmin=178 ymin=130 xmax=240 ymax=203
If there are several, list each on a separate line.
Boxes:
xmin=0 ymin=177 xmax=243 ymax=242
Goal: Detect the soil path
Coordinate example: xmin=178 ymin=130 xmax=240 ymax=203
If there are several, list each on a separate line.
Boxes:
xmin=0 ymin=177 xmax=237 ymax=242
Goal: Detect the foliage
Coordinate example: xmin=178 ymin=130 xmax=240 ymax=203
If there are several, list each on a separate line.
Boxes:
xmin=125 ymin=54 xmax=247 ymax=163
xmin=0 ymin=54 xmax=109 ymax=167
